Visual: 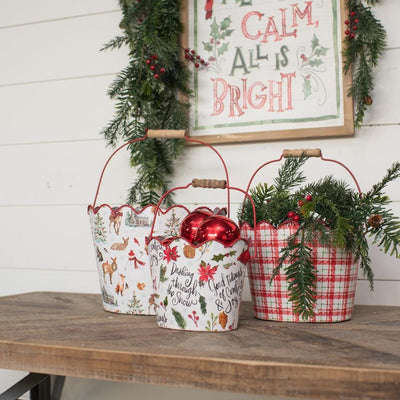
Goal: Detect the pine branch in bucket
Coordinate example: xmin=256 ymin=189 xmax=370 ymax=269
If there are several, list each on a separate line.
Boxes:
xmin=239 ymin=157 xmax=400 ymax=320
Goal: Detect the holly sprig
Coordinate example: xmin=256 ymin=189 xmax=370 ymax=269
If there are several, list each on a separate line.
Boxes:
xmin=343 ymin=0 xmax=386 ymax=127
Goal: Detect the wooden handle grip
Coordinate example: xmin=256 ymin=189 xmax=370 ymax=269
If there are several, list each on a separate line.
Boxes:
xmin=147 ymin=129 xmax=186 ymax=138
xmin=283 ymin=148 xmax=321 ymax=158
xmin=192 ymin=179 xmax=227 ymax=189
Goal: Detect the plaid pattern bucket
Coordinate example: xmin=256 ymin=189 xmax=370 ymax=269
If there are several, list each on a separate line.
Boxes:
xmin=241 ymin=221 xmax=359 ymax=322
xmin=240 ymin=148 xmax=362 ymax=323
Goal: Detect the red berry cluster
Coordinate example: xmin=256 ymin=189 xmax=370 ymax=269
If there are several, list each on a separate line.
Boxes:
xmin=344 ymin=11 xmax=359 ymax=40
xmin=287 ymin=194 xmax=313 ymax=222
xmin=146 ymin=55 xmax=166 ymax=79
xmin=184 ymin=48 xmax=209 ymax=69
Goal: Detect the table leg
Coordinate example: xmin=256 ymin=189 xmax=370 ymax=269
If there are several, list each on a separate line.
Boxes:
xmin=0 ymin=373 xmax=65 ymax=400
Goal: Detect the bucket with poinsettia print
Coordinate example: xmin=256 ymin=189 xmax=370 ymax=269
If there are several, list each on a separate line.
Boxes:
xmin=148 ymin=179 xmax=255 ymax=331
xmin=88 ymin=130 xmax=231 ymax=315
xmin=240 ymin=149 xmax=362 ymax=323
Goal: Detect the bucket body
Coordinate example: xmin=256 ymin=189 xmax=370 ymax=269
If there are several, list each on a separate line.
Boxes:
xmin=148 ymin=237 xmax=249 ymax=331
xmin=88 ymin=204 xmax=189 ymax=314
xmin=241 ymin=221 xmax=359 ymax=322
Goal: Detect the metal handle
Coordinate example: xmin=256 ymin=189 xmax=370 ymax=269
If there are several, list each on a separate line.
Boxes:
xmin=147 ymin=129 xmax=186 ymax=138
xmin=89 ymin=131 xmax=231 ymax=213
xmin=283 ymin=148 xmax=321 ymax=158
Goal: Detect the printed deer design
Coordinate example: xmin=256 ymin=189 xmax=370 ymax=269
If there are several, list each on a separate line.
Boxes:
xmin=102 ymin=257 xmax=118 ymax=284
xmin=148 ymin=293 xmax=159 ymax=314
xmin=115 ymin=274 xmax=128 ymax=296
xmin=109 ymin=211 xmax=123 ymax=235
xmin=110 ymin=237 xmax=129 ymax=251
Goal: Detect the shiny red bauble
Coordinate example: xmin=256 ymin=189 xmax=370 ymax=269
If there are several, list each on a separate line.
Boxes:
xmin=195 ymin=215 xmax=240 ymax=245
xmin=180 ymin=210 xmax=212 ymax=243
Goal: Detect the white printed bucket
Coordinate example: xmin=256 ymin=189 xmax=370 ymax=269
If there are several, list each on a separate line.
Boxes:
xmin=148 ymin=237 xmax=250 ymax=331
xmin=88 ymin=204 xmax=189 ymax=314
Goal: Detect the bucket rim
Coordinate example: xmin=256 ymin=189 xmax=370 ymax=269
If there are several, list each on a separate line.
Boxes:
xmin=147 ymin=234 xmax=249 ymax=250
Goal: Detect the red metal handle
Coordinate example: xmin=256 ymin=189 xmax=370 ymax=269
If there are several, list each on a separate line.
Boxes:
xmin=90 ymin=131 xmax=231 ymax=215
xmin=148 ymin=182 xmax=257 ymax=257
xmin=244 ymin=149 xmax=362 ymax=196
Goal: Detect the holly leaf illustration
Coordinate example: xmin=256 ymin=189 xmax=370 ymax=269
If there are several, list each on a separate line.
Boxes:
xmin=212 ymin=253 xmax=225 ymax=262
xmin=210 ymin=19 xmax=220 ymax=40
xmin=309 ymin=59 xmax=323 ymax=67
xmin=163 ymin=296 xmax=168 ymax=307
xmin=311 ymin=34 xmax=319 ymax=50
xmin=315 ymin=46 xmax=328 ymax=57
xmin=228 ymin=250 xmax=236 ymax=256
xmin=203 ymin=41 xmax=213 ymax=52
xmin=223 ymin=262 xmax=234 ymax=269
xmin=218 ymin=42 xmax=229 ymax=56
xmin=172 ymin=308 xmax=186 ymax=329
xmin=303 ymin=78 xmax=312 ymax=99
xmin=220 ymin=29 xmax=234 ymax=40
xmin=220 ymin=16 xmax=232 ymax=31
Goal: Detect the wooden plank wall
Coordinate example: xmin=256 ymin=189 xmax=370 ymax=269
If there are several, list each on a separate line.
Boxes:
xmin=0 ymin=1 xmax=399 ymax=399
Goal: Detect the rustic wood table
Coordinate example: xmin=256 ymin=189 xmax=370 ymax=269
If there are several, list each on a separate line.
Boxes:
xmin=0 ymin=292 xmax=399 ymax=400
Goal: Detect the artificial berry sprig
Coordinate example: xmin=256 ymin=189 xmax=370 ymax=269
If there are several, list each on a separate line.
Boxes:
xmin=184 ymin=47 xmax=209 ymax=70
xmin=344 ymin=9 xmax=359 ymax=40
xmin=145 ymin=54 xmax=166 ymax=79
xmin=288 ymin=194 xmax=313 ymax=222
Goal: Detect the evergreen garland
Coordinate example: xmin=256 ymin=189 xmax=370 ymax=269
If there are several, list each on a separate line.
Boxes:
xmin=102 ymin=0 xmax=191 ymax=206
xmin=240 ymin=157 xmax=400 ymax=320
xmin=343 ymin=0 xmax=386 ymax=127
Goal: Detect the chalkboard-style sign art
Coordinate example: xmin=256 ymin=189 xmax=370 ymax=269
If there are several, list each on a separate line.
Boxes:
xmin=183 ymin=0 xmax=353 ymax=144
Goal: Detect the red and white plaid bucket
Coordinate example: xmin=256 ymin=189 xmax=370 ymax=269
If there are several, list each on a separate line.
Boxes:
xmin=241 ymin=148 xmax=362 ymax=323
xmin=241 ymin=221 xmax=359 ymax=322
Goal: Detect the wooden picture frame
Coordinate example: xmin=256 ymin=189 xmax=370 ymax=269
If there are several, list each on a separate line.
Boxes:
xmin=182 ymin=0 xmax=353 ymax=144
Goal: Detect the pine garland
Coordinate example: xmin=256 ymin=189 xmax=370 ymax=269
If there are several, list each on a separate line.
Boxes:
xmin=102 ymin=0 xmax=191 ymax=206
xmin=343 ymin=0 xmax=386 ymax=127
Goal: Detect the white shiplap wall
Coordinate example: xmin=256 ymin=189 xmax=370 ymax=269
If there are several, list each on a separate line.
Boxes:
xmin=0 ymin=1 xmax=399 ymax=399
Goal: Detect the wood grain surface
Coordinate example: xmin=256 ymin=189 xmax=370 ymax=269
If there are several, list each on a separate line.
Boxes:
xmin=0 ymin=292 xmax=399 ymax=399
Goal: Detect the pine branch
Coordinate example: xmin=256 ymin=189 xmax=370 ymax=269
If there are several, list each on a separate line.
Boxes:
xmin=343 ymin=1 xmax=386 ymax=127
xmin=274 ymin=155 xmax=308 ymax=193
xmin=101 ymin=0 xmax=191 ymax=206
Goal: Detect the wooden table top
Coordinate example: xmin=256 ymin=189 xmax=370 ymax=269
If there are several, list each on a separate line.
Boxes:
xmin=0 ymin=292 xmax=399 ymax=400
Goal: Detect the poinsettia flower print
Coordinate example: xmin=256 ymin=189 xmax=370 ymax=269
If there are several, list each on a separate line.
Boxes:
xmin=198 ymin=261 xmax=218 ymax=283
xmin=238 ymin=249 xmax=250 ymax=264
xmin=163 ymin=245 xmax=180 ymax=263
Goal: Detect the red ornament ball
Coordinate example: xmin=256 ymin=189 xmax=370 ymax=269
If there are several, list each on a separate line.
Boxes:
xmin=298 ymin=200 xmax=304 ymax=207
xmin=293 ymin=214 xmax=300 ymax=222
xmin=350 ymin=11 xmax=356 ymax=17
xmin=345 ymin=29 xmax=350 ymax=35
xmin=344 ymin=19 xmax=350 ymax=25
xmin=154 ymin=73 xmax=159 ymax=79
xmin=305 ymin=194 xmax=313 ymax=202
xmin=195 ymin=215 xmax=240 ymax=246
xmin=180 ymin=210 xmax=212 ymax=243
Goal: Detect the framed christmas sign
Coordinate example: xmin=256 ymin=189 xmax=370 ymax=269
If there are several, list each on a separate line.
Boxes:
xmin=182 ymin=0 xmax=354 ymax=144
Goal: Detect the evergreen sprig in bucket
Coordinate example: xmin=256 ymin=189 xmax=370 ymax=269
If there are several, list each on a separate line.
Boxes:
xmin=240 ymin=149 xmax=400 ymax=322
